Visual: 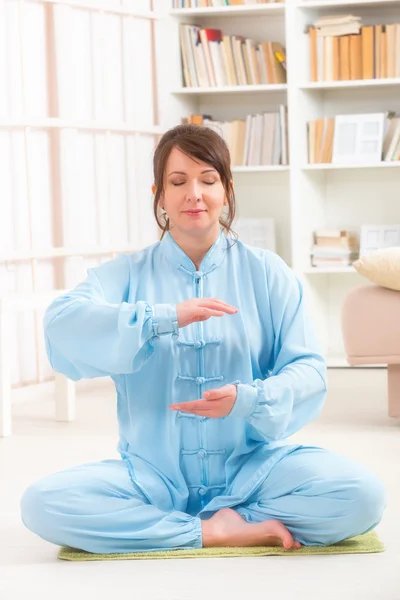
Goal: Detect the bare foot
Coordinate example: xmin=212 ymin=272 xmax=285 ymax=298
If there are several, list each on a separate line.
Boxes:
xmin=202 ymin=508 xmax=301 ymax=550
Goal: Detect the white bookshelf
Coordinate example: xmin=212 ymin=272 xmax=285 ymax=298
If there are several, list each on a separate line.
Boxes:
xmin=303 ymin=162 xmax=400 ymax=170
xmin=170 ymin=4 xmax=285 ymax=17
xmin=172 ymin=84 xmax=288 ymax=94
xmin=161 ymin=1 xmax=400 ymax=367
xmin=300 ymin=78 xmax=400 ymax=90
xmin=296 ymin=0 xmax=400 ymax=8
xmin=232 ymin=165 xmax=289 ymax=173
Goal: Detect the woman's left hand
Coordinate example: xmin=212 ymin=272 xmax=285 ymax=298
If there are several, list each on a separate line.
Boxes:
xmin=169 ymin=384 xmax=237 ymax=418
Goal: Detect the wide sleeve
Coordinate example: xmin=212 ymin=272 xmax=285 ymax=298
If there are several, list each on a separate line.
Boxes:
xmin=229 ymin=253 xmax=327 ymax=442
xmin=43 ymin=254 xmax=178 ymax=381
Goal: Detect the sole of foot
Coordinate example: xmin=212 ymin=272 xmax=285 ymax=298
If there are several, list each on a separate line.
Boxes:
xmin=202 ymin=508 xmax=302 ymax=550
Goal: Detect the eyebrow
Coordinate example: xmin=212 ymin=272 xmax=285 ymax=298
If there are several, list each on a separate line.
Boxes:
xmin=168 ymin=169 xmax=217 ymax=176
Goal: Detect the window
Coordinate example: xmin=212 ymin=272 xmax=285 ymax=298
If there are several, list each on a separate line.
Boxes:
xmin=0 ymin=0 xmax=161 ymax=385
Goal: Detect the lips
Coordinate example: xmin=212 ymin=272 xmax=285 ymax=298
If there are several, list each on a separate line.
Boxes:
xmin=184 ymin=210 xmax=206 ymax=214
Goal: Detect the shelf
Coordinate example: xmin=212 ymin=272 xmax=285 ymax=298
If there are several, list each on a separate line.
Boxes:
xmin=172 ymin=84 xmax=287 ymax=95
xmin=170 ymin=4 xmax=285 ymax=18
xmin=303 ymin=162 xmax=400 ymax=171
xmin=304 ymin=267 xmax=357 ymax=274
xmin=300 ymin=78 xmax=400 ymax=91
xmin=232 ymin=165 xmax=289 ymax=173
xmin=0 ymin=118 xmax=163 ymax=136
xmin=296 ymin=0 xmax=400 ymax=8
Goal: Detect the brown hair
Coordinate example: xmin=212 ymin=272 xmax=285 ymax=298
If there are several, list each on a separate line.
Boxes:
xmin=153 ymin=124 xmax=236 ymax=239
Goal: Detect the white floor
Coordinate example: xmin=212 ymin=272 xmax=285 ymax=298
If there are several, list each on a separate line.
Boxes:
xmin=1 ymin=368 xmax=399 ymax=600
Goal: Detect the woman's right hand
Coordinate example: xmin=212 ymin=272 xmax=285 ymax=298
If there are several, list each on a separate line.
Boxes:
xmin=176 ymin=298 xmax=238 ymax=328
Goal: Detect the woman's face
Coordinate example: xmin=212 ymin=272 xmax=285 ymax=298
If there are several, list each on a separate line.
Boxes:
xmin=158 ymin=147 xmax=228 ymax=238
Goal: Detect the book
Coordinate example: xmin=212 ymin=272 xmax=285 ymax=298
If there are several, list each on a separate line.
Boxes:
xmin=349 ymin=35 xmax=362 ymax=80
xmin=314 ymin=119 xmax=325 ymax=163
xmin=222 ymin=36 xmax=238 ymax=86
xmin=320 ymin=118 xmax=335 ymax=164
xmin=361 ymin=26 xmax=374 ymax=80
xmin=384 ymin=118 xmax=400 ymax=161
xmin=271 ymin=42 xmax=287 ymax=83
xmin=274 ymin=48 xmax=287 ymax=71
xmin=323 ymin=36 xmax=334 ymax=81
xmin=339 ymin=36 xmax=350 ymax=80
xmin=311 ymin=229 xmax=359 ymax=267
xmin=375 ymin=24 xmax=382 ymax=79
xmin=308 ymin=17 xmax=398 ymax=82
xmin=187 ymin=108 xmax=288 ymax=167
xmin=199 ymin=28 xmax=222 ymax=87
xmin=385 ymin=23 xmax=395 ymax=78
xmin=309 ymin=26 xmax=318 ymax=82
xmin=308 ymin=120 xmax=317 ymax=163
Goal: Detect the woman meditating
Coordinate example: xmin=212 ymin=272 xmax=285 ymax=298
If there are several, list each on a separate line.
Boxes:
xmin=21 ymin=124 xmax=386 ymax=554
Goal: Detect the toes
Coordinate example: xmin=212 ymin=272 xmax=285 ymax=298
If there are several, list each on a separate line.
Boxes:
xmin=282 ymin=533 xmax=295 ymax=549
xmin=294 ymin=541 xmax=302 ymax=549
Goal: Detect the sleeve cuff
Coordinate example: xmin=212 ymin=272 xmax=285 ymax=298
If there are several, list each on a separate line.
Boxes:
xmin=229 ymin=383 xmax=258 ymax=418
xmin=151 ymin=304 xmax=179 ymax=336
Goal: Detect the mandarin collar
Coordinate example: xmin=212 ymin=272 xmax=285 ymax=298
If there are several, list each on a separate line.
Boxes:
xmin=160 ymin=231 xmax=228 ymax=274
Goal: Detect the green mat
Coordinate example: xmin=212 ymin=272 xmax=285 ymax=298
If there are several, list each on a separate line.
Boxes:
xmin=58 ymin=530 xmax=383 ymax=561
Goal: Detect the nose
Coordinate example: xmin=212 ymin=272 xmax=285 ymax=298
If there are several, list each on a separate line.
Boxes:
xmin=185 ymin=179 xmax=202 ymax=202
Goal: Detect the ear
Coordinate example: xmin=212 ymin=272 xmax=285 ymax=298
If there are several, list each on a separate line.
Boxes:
xmin=152 ymin=184 xmax=156 ymax=195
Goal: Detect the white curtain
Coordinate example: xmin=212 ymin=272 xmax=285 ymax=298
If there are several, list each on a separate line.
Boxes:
xmin=0 ymin=0 xmax=159 ymax=385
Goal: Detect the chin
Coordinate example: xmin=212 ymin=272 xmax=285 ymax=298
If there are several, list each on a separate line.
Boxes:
xmin=177 ymin=220 xmax=218 ymax=236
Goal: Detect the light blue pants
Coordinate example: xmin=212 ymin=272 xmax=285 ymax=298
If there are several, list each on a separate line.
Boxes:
xmin=20 ymin=447 xmax=386 ymax=554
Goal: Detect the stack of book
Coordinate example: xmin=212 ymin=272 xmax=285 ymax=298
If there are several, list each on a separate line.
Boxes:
xmin=314 ymin=14 xmax=362 ymax=36
xmin=308 ymin=118 xmax=335 ymax=164
xmin=182 ymin=109 xmax=288 ymax=166
xmin=173 ymin=1 xmax=283 ymax=7
xmin=311 ymin=229 xmax=359 ymax=268
xmin=179 ymin=25 xmax=286 ymax=87
xmin=308 ymin=112 xmax=400 ymax=164
xmin=308 ymin=16 xmax=400 ymax=81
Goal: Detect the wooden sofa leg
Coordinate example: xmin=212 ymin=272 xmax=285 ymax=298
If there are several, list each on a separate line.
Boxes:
xmin=388 ymin=365 xmax=400 ymax=418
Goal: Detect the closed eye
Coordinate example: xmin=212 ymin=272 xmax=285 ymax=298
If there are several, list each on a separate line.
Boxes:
xmin=172 ymin=181 xmax=216 ymax=186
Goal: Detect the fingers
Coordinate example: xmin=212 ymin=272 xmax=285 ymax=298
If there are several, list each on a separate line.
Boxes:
xmin=198 ymin=299 xmax=238 ymax=315
xmin=180 ymin=410 xmax=213 ymax=416
xmin=210 ymin=298 xmax=236 ymax=308
xmin=195 ymin=308 xmax=226 ymax=322
xmin=170 ymin=400 xmax=211 ymax=411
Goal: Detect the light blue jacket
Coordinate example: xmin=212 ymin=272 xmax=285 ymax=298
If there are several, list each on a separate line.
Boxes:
xmin=44 ymin=232 xmax=327 ymax=516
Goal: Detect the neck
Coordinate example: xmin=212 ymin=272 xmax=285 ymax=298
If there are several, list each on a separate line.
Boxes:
xmin=169 ymin=226 xmax=221 ymax=270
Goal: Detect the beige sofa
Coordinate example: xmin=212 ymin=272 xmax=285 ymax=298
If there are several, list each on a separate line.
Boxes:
xmin=342 ymin=284 xmax=400 ymax=418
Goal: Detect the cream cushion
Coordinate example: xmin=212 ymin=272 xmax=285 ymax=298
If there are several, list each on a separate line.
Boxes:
xmin=353 ymin=247 xmax=400 ymax=291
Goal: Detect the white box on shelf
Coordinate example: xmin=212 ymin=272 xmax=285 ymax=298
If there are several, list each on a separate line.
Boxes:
xmin=234 ymin=218 xmax=276 ymax=253
xmin=332 ymin=113 xmax=386 ymax=165
xmin=360 ymin=225 xmax=400 ymax=256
